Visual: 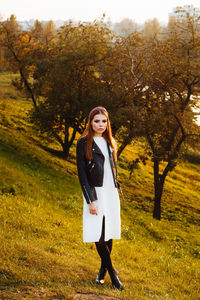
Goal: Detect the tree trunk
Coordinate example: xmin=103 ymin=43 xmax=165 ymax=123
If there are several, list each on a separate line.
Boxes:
xmin=61 ymin=143 xmax=70 ymax=158
xmin=153 ymin=182 xmax=164 ymax=220
xmin=53 ymin=132 xmax=70 ymax=159
xmin=53 ymin=126 xmax=77 ymax=159
xmin=19 ymin=67 xmax=38 ymax=111
xmin=117 ymin=139 xmax=131 ymax=157
xmin=117 ymin=131 xmax=133 ymax=157
xmin=153 ymin=159 xmax=165 ymax=220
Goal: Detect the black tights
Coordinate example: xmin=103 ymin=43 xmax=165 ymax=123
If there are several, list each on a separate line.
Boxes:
xmin=95 ymin=216 xmax=113 ymax=271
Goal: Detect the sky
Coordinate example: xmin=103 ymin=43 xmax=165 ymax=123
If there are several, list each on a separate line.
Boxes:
xmin=1 ymin=0 xmax=200 ymax=24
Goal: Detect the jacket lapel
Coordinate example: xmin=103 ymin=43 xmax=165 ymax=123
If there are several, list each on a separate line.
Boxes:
xmin=92 ymin=140 xmax=104 ymax=155
xmin=92 ymin=138 xmax=114 ymax=161
xmin=92 ymin=140 xmax=114 ymax=158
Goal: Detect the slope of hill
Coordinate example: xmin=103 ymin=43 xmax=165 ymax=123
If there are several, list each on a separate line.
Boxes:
xmin=0 ymin=72 xmax=199 ymax=299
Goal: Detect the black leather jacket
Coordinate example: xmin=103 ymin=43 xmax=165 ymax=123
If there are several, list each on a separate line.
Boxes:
xmin=76 ymin=136 xmax=120 ymax=204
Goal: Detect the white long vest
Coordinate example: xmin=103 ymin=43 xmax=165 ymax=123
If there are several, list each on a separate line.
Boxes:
xmin=83 ymin=136 xmax=121 ymax=243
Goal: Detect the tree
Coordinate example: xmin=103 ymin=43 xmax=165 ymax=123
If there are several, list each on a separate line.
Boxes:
xmin=0 ymin=16 xmax=116 ymax=157
xmin=0 ymin=15 xmax=20 ymax=71
xmin=43 ymin=20 xmax=56 ymax=44
xmin=138 ymin=8 xmax=200 ymax=219
xmin=30 ymin=20 xmax=115 ymax=157
xmin=31 ymin=19 xmax=43 ymax=39
xmin=102 ymin=7 xmax=200 ymax=220
xmin=0 ymin=15 xmax=45 ymax=110
xmin=143 ymin=18 xmax=161 ymax=39
xmin=113 ymin=18 xmax=138 ymax=37
xmin=93 ymin=31 xmax=149 ymax=156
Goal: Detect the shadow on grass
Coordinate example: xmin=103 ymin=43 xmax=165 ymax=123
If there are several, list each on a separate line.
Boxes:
xmin=29 ymin=136 xmax=76 ymax=165
xmin=29 ymin=137 xmax=67 ymax=159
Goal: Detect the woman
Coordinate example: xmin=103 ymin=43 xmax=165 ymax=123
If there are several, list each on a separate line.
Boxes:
xmin=76 ymin=106 xmax=123 ymax=290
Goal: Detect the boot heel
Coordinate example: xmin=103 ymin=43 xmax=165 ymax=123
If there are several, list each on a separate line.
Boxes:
xmin=109 ymin=268 xmax=123 ymax=290
xmin=96 ymin=267 xmax=107 ymax=284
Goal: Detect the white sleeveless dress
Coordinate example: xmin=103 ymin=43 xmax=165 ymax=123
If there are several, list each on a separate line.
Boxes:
xmin=83 ymin=136 xmax=121 ymax=243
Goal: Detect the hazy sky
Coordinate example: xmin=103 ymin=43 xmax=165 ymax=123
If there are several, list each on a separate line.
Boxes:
xmin=1 ymin=0 xmax=200 ymax=23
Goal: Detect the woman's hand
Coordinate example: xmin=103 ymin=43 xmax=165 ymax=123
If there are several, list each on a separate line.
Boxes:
xmin=89 ymin=201 xmax=98 ymax=215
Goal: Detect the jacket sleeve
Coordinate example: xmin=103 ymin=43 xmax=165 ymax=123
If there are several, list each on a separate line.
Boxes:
xmin=76 ymin=138 xmax=97 ymax=204
xmin=115 ymin=160 xmax=121 ymax=189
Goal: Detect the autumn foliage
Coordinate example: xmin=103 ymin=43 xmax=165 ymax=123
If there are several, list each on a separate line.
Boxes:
xmin=0 ymin=8 xmax=200 ymax=219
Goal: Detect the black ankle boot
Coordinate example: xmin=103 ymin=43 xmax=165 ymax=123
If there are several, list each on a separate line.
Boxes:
xmin=96 ymin=267 xmax=107 ymax=284
xmin=109 ymin=268 xmax=123 ymax=290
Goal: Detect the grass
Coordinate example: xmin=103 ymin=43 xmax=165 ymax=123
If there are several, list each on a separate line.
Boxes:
xmin=0 ymin=72 xmax=200 ymax=299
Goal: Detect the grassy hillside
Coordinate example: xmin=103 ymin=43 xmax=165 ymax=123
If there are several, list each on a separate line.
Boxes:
xmin=0 ymin=72 xmax=200 ymax=299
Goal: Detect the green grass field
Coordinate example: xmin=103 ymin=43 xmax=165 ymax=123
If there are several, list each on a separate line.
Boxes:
xmin=0 ymin=72 xmax=200 ymax=299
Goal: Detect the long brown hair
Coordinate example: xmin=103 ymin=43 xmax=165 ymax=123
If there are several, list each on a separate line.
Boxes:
xmin=80 ymin=106 xmax=117 ymax=161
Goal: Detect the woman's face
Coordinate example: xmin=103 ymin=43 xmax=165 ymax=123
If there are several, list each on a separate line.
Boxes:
xmin=91 ymin=113 xmax=108 ymax=136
